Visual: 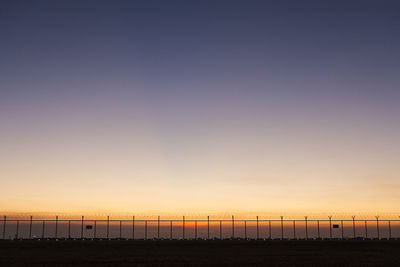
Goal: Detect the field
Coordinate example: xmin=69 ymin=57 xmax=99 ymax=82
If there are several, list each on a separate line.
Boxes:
xmin=1 ymin=239 xmax=400 ymax=266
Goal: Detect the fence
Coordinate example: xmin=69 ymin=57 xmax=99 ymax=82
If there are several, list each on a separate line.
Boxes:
xmin=1 ymin=216 xmax=399 ymax=240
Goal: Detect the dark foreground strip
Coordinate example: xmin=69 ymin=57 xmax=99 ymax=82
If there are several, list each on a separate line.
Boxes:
xmin=1 ymin=240 xmax=400 ymax=266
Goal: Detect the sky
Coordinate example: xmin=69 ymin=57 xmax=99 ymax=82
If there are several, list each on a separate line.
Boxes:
xmin=1 ymin=0 xmax=400 ymax=219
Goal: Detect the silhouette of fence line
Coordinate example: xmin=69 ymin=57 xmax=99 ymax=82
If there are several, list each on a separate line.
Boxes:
xmin=1 ymin=216 xmax=399 ymax=240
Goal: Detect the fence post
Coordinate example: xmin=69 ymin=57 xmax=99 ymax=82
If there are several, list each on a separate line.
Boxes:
xmin=145 ymin=220 xmax=148 ymax=240
xmin=16 ymin=220 xmax=19 ymax=239
xmin=42 ymin=220 xmax=45 ymax=239
xmin=328 ymin=216 xmax=332 ymax=239
xmin=352 ymin=216 xmax=356 ymax=239
xmin=341 ymin=220 xmax=344 ymax=239
xmin=376 ymin=216 xmax=380 ymax=239
xmin=55 ymin=216 xmax=58 ymax=239
xmin=219 ymin=220 xmax=222 ymax=240
xmin=157 ymin=216 xmax=160 ymax=239
xmin=305 ymin=216 xmax=308 ymax=240
xmin=388 ymin=220 xmax=391 ymax=239
xmin=207 ymin=216 xmax=210 ymax=240
xmin=365 ymin=220 xmax=368 ymax=239
xmin=232 ymin=216 xmax=234 ymax=239
xmin=119 ymin=220 xmax=122 ymax=239
xmin=293 ymin=220 xmax=296 ymax=239
xmin=170 ymin=220 xmax=172 ymax=239
xmin=106 ymin=216 xmax=109 ymax=239
xmin=317 ymin=220 xmax=320 ymax=239
xmin=132 ymin=216 xmax=135 ymax=240
xmin=256 ymin=216 xmax=259 ymax=239
xmin=29 ymin=216 xmax=33 ymax=239
xmin=2 ymin=216 xmax=6 ymax=239
xmin=81 ymin=216 xmax=84 ymax=239
xmin=280 ymin=216 xmax=284 ymax=240
xmin=269 ymin=220 xmax=272 ymax=239
xmin=182 ymin=216 xmax=185 ymax=240
xmin=94 ymin=220 xmax=96 ymax=239
xmin=68 ymin=220 xmax=71 ymax=239
xmin=195 ymin=220 xmax=197 ymax=239
xmin=244 ymin=220 xmax=247 ymax=239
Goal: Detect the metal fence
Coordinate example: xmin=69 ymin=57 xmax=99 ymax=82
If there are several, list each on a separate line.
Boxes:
xmin=1 ymin=216 xmax=399 ymax=240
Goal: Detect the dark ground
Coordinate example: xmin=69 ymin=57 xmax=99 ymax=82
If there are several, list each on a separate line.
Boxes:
xmin=1 ymin=239 xmax=400 ymax=266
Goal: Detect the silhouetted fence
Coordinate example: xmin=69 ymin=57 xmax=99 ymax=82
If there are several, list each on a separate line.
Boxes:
xmin=1 ymin=216 xmax=399 ymax=240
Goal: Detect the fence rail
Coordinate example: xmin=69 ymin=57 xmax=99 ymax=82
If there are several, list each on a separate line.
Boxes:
xmin=1 ymin=216 xmax=399 ymax=240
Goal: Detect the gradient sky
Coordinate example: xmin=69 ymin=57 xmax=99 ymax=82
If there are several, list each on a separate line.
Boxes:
xmin=1 ymin=0 xmax=400 ymax=218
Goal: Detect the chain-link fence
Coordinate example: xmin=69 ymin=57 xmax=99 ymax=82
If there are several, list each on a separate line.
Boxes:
xmin=1 ymin=216 xmax=398 ymax=240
